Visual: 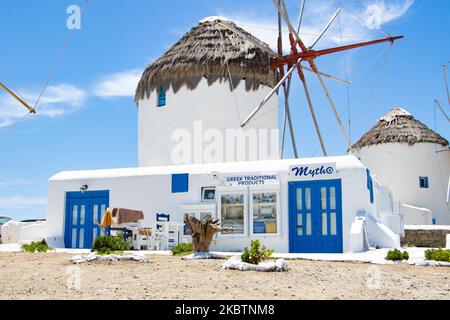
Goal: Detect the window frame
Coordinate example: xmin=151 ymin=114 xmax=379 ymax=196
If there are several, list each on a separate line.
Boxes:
xmin=249 ymin=188 xmax=281 ymax=237
xmin=157 ymin=88 xmax=166 ymax=107
xmin=216 ymin=187 xmax=249 ymax=238
xmin=419 ymin=176 xmax=429 ymax=189
xmin=201 ymin=187 xmax=216 ymax=203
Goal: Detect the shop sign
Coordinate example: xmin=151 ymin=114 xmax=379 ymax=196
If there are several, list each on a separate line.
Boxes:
xmin=289 ymin=164 xmax=337 ymax=180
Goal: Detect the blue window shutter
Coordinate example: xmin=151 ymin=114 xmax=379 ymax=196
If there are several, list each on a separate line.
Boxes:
xmin=366 ymin=169 xmax=374 ymax=204
xmin=419 ymin=177 xmax=429 ymax=189
xmin=157 ymin=89 xmax=166 ymax=107
xmin=172 ymin=174 xmax=189 ymax=193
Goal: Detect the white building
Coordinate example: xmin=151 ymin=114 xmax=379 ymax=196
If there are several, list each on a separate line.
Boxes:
xmin=45 ymin=156 xmax=401 ymax=253
xmin=14 ymin=19 xmax=404 ymax=254
xmin=350 ymin=108 xmax=450 ymax=225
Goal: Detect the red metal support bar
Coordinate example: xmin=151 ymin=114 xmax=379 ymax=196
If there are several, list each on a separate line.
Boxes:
xmin=271 ymin=35 xmax=404 ymax=69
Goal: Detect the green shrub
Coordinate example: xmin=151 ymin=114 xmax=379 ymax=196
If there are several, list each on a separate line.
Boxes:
xmin=425 ymin=248 xmax=450 ymax=262
xmin=171 ymin=243 xmax=193 ymax=256
xmin=21 ymin=239 xmax=53 ymax=253
xmin=92 ymin=235 xmax=131 ymax=255
xmin=241 ymin=240 xmax=274 ymax=265
xmin=385 ymin=249 xmax=409 ymax=261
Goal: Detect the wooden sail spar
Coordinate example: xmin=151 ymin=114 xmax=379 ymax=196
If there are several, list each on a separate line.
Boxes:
xmin=0 ymin=81 xmax=36 ymax=114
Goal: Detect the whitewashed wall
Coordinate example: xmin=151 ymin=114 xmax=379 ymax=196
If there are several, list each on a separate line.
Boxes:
xmin=46 ymin=156 xmax=400 ymax=253
xmin=351 ymin=143 xmax=450 ymax=225
xmin=138 ymin=79 xmax=279 ymax=167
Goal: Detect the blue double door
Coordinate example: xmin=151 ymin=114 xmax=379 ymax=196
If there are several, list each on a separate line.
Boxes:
xmin=65 ymin=191 xmax=109 ymax=249
xmin=289 ymin=180 xmax=343 ymax=253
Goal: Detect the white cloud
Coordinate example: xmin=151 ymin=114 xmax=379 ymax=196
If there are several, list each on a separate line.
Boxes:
xmin=223 ymin=0 xmax=413 ymax=50
xmin=93 ymin=69 xmax=142 ymax=98
xmin=0 ymin=84 xmax=86 ymax=128
xmin=0 ymin=196 xmax=46 ymax=210
xmin=0 ymin=178 xmax=31 ymax=187
xmin=31 ymin=84 xmax=87 ymax=117
xmin=364 ymin=0 xmax=414 ymax=30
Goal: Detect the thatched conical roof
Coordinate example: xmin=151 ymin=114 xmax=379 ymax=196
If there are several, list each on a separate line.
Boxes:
xmin=135 ymin=18 xmax=277 ymax=102
xmin=352 ymin=108 xmax=449 ymax=149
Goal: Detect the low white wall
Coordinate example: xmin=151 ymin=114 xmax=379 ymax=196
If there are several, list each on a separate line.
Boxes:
xmin=1 ymin=221 xmax=47 ymax=244
xmin=402 ymin=204 xmax=433 ymax=225
xmin=20 ymin=222 xmax=48 ymax=242
xmin=349 ymin=217 xmax=368 ymax=253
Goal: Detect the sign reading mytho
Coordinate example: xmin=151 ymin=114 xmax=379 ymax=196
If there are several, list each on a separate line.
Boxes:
xmin=289 ymin=163 xmax=337 ymax=180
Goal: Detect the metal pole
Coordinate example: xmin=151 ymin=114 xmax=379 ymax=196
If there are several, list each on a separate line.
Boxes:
xmin=434 ymin=100 xmax=450 ymax=122
xmin=309 ymin=9 xmax=341 ymax=49
xmin=298 ymin=66 xmax=327 ymax=156
xmin=443 ymin=64 xmax=450 ymax=108
xmin=302 ymin=67 xmax=351 ymax=84
xmin=284 ymin=75 xmax=299 ymax=158
xmin=277 ymin=0 xmax=299 ymax=158
xmin=297 ymin=0 xmax=306 ymax=34
xmin=314 ymin=71 xmax=352 ymax=148
xmin=241 ymin=60 xmax=301 ymax=128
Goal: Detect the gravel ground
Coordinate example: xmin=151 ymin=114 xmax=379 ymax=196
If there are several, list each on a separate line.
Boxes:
xmin=0 ymin=252 xmax=449 ymax=300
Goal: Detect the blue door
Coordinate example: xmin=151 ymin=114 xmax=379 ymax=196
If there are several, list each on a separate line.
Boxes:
xmin=65 ymin=191 xmax=109 ymax=249
xmin=289 ymin=180 xmax=343 ymax=253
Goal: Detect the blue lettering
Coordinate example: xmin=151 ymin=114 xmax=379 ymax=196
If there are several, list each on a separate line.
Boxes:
xmin=292 ymin=165 xmax=334 ymax=178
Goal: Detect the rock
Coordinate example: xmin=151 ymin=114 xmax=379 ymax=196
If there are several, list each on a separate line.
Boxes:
xmin=182 ymin=252 xmax=227 ymax=260
xmin=70 ymin=252 xmax=149 ymax=264
xmin=221 ymin=256 xmax=289 ymax=272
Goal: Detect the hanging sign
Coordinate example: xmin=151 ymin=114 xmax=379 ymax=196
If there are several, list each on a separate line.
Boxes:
xmin=221 ymin=174 xmax=279 ymax=187
xmin=289 ymin=163 xmax=337 ymax=180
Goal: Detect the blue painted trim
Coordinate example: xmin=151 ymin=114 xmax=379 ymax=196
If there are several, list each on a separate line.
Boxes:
xmin=172 ymin=173 xmax=189 ymax=193
xmin=156 ymin=213 xmax=170 ymax=222
xmin=366 ymin=169 xmax=374 ymax=204
xmin=67 ymin=190 xmax=110 ymax=199
xmin=157 ymin=89 xmax=166 ymax=107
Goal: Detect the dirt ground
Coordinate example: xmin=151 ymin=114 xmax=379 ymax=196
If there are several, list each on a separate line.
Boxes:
xmin=0 ymin=252 xmax=449 ymax=300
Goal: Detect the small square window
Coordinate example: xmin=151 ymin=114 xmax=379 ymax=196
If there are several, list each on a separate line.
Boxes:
xmin=201 ymin=187 xmax=216 ymax=202
xmin=419 ymin=177 xmax=429 ymax=189
xmin=157 ymin=89 xmax=166 ymax=107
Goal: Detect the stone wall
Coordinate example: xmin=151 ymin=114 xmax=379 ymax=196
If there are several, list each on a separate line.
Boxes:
xmin=401 ymin=227 xmax=450 ymax=248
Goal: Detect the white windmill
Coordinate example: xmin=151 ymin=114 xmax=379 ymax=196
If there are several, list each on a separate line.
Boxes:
xmin=241 ymin=0 xmax=404 ymax=157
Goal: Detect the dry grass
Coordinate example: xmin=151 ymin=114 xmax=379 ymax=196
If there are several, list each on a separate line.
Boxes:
xmin=135 ymin=19 xmax=277 ymax=101
xmin=352 ymin=108 xmax=448 ymax=149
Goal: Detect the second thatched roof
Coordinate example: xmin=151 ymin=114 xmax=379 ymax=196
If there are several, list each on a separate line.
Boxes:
xmin=135 ymin=18 xmax=277 ymax=102
xmin=352 ymin=108 xmax=449 ymax=149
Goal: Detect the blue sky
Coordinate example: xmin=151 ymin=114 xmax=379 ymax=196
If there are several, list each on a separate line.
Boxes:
xmin=0 ymin=0 xmax=448 ymax=220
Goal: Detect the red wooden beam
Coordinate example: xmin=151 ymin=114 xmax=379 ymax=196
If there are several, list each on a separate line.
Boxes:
xmin=271 ymin=35 xmax=404 ymax=69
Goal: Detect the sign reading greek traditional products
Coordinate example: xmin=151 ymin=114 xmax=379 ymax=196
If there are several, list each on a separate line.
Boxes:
xmin=289 ymin=163 xmax=337 ymax=180
xmin=223 ymin=174 xmax=279 ymax=186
